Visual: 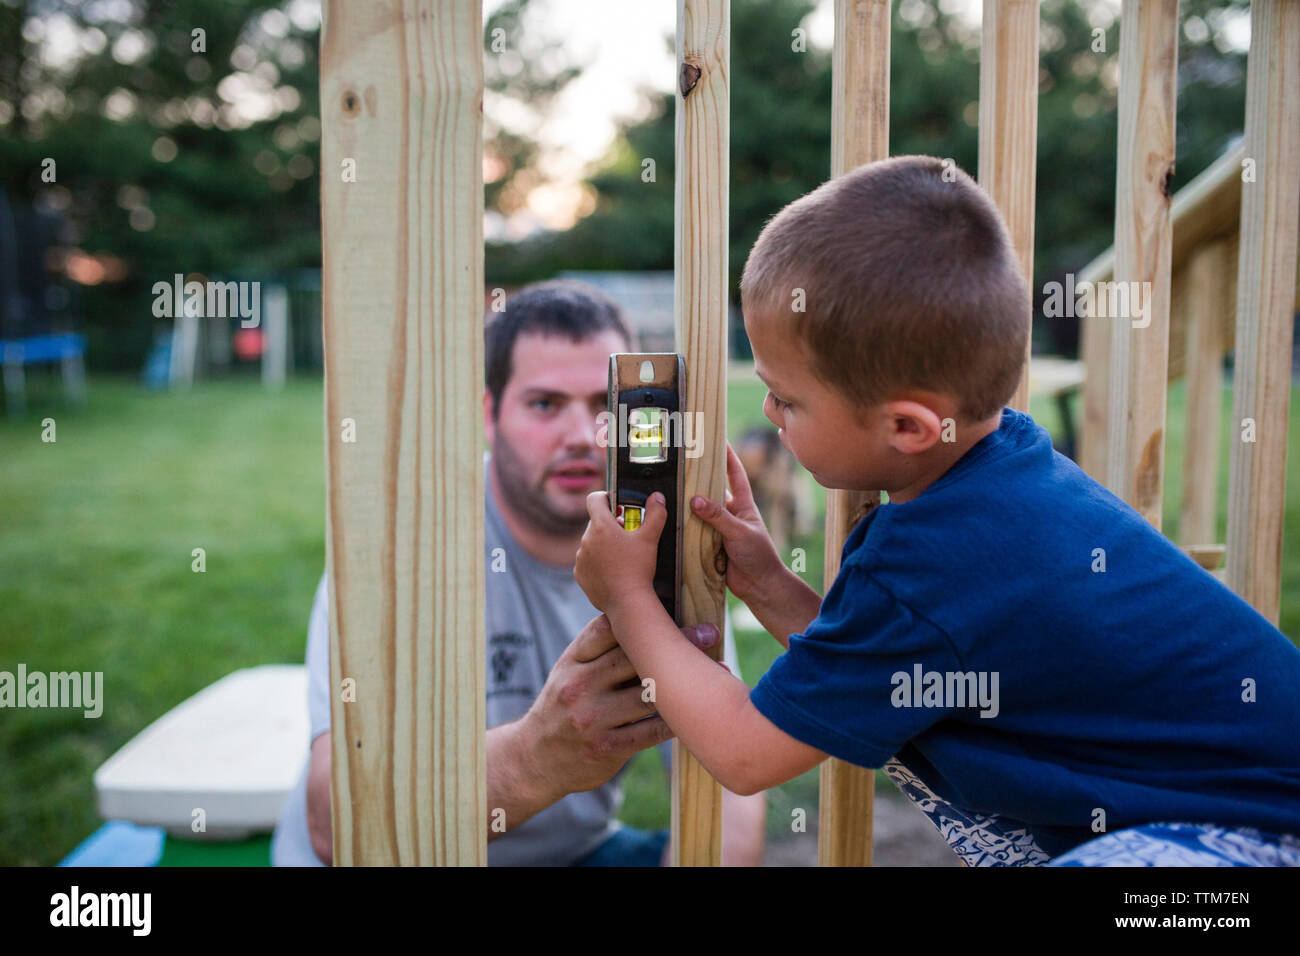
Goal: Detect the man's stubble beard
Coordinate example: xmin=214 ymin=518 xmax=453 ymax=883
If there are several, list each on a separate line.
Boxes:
xmin=491 ymin=429 xmax=595 ymax=538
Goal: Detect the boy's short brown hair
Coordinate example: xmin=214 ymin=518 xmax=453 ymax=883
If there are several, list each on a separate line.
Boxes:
xmin=740 ymin=155 xmax=1029 ymax=424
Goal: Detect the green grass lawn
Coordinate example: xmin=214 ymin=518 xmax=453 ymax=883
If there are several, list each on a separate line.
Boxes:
xmin=1 ymin=370 xmax=1296 ymax=864
xmin=1 ymin=374 xmax=327 ymax=865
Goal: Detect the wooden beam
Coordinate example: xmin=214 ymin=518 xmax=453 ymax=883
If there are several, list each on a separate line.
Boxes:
xmin=1184 ymin=543 xmax=1226 ymax=572
xmin=1179 ymin=240 xmax=1228 ymax=547
xmin=831 ymin=0 xmax=891 ymax=170
xmin=978 ymin=0 xmax=1039 ymax=415
xmin=1226 ymin=0 xmax=1300 ymax=626
xmin=817 ymin=0 xmax=891 ymax=869
xmin=1078 ymin=286 xmax=1110 ymax=481
xmin=320 ymin=0 xmax=486 ymax=866
xmin=1105 ymin=0 xmax=1178 ymax=529
xmin=672 ymin=0 xmax=729 ymax=867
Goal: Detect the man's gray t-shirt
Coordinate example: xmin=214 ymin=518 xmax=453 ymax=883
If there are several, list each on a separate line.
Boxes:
xmin=272 ymin=458 xmax=739 ymax=866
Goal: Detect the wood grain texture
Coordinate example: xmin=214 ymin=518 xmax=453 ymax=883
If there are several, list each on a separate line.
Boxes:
xmin=818 ymin=750 xmax=875 ymax=866
xmin=1104 ymin=0 xmax=1178 ymax=529
xmin=1078 ymin=276 xmax=1111 ymax=481
xmin=817 ymin=0 xmax=891 ymax=869
xmin=978 ymin=0 xmax=1039 ymax=414
xmin=672 ymin=0 xmax=729 ymax=867
xmin=1226 ymin=0 xmax=1300 ymax=625
xmin=320 ymin=0 xmax=485 ymax=866
xmin=831 ymin=0 xmax=891 ymax=171
xmin=1179 ymin=240 xmax=1228 ymax=547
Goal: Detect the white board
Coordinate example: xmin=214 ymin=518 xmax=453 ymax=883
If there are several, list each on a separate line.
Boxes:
xmin=94 ymin=665 xmax=308 ymax=840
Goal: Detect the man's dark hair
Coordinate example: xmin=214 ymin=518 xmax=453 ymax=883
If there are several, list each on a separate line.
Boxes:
xmin=485 ymin=279 xmax=634 ymax=418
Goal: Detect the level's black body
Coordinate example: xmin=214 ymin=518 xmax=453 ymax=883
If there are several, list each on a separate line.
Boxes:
xmin=606 ymin=354 xmax=686 ymax=623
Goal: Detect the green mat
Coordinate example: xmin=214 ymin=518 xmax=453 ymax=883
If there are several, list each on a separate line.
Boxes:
xmin=157 ymin=834 xmax=272 ymax=867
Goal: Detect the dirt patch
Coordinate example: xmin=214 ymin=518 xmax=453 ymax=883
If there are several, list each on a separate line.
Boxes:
xmin=764 ymin=784 xmax=958 ymax=866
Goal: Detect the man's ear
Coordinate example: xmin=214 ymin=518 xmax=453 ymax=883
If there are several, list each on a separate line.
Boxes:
xmin=483 ymin=389 xmax=496 ymax=444
xmin=883 ymin=399 xmax=945 ymax=455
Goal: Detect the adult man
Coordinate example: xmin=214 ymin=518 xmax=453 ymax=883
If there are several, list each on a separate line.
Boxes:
xmin=272 ymin=279 xmax=767 ymax=865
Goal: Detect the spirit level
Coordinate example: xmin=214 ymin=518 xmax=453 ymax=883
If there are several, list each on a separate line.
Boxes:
xmin=606 ymin=353 xmax=686 ymax=622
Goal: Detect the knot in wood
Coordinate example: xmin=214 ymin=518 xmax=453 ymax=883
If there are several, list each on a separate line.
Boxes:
xmin=679 ymin=61 xmax=702 ymax=98
xmin=342 ymin=90 xmax=362 ymax=117
xmin=1135 ymin=428 xmax=1163 ymax=510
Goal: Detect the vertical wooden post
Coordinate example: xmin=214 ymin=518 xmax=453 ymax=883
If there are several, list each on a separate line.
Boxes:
xmin=1105 ymin=0 xmax=1178 ymax=529
xmin=1078 ymin=262 xmax=1111 ymax=482
xmin=320 ymin=0 xmax=486 ymax=866
xmin=1226 ymin=0 xmax=1300 ymax=625
xmin=978 ymin=0 xmax=1040 ymax=415
xmin=817 ymin=0 xmax=890 ymax=869
xmin=673 ymin=0 xmax=729 ymax=867
xmin=1179 ymin=240 xmax=1228 ymax=546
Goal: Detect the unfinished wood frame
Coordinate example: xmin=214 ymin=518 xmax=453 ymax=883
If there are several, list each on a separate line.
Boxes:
xmin=321 ymin=0 xmax=486 ymax=866
xmin=1078 ymin=145 xmax=1245 ymax=484
xmin=1226 ymin=0 xmax=1300 ymax=625
xmin=1080 ymin=5 xmax=1297 ymax=616
xmin=672 ymin=0 xmax=730 ymax=867
xmin=317 ymin=0 xmax=1297 ymax=870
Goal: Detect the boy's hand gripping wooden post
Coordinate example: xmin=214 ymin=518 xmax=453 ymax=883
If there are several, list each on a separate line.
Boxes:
xmin=320 ymin=0 xmax=486 ymax=866
xmin=673 ymin=0 xmax=728 ymax=867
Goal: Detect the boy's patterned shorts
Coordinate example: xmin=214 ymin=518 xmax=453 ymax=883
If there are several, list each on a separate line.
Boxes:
xmin=883 ymin=758 xmax=1300 ymax=867
xmin=1048 ymin=821 xmax=1300 ymax=867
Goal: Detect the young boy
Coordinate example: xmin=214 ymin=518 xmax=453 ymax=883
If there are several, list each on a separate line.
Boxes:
xmin=575 ymin=155 xmax=1300 ymax=866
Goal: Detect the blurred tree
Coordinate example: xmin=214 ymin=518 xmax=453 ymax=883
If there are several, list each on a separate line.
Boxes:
xmin=482 ymin=0 xmax=583 ymax=226
xmin=488 ymin=0 xmax=1251 ymax=362
xmin=0 ymin=0 xmax=1253 ymax=371
xmin=0 ymin=0 xmax=576 ymax=371
xmin=0 ymin=0 xmax=326 ymax=369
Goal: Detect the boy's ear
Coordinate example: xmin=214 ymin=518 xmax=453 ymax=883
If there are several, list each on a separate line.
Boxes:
xmin=884 ymin=399 xmax=946 ymax=454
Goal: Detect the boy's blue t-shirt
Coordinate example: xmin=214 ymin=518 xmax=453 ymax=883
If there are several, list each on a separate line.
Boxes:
xmin=750 ymin=407 xmax=1300 ymax=859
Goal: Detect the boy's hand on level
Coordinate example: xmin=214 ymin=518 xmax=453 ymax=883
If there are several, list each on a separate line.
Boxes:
xmin=576 ymin=490 xmax=667 ymax=614
xmin=690 ymin=441 xmax=787 ymax=604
